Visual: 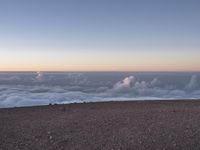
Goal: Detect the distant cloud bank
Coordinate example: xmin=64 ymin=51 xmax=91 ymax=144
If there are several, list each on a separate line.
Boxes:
xmin=0 ymin=72 xmax=199 ymax=108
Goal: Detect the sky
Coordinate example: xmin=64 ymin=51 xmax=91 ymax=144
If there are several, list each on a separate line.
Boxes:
xmin=0 ymin=0 xmax=200 ymax=72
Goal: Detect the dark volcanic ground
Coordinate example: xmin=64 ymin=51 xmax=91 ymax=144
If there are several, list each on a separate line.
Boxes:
xmin=1 ymin=100 xmax=200 ymax=150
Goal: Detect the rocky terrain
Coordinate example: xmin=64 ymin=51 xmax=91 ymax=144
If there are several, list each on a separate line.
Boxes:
xmin=1 ymin=100 xmax=200 ymax=150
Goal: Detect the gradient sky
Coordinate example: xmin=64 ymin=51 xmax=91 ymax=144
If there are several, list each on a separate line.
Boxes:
xmin=0 ymin=0 xmax=200 ymax=71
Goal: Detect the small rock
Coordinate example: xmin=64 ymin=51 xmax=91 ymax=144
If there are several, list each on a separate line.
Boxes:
xmin=49 ymin=136 xmax=53 ymax=140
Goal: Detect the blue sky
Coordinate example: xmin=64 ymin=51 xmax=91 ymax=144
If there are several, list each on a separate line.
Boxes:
xmin=0 ymin=0 xmax=200 ymax=71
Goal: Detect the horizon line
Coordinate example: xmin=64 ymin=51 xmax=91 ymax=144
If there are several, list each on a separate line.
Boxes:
xmin=0 ymin=70 xmax=200 ymax=73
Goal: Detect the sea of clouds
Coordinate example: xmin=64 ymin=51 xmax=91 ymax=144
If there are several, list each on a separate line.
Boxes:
xmin=0 ymin=72 xmax=200 ymax=108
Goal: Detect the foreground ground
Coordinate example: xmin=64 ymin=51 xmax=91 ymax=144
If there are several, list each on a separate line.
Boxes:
xmin=1 ymin=100 xmax=200 ymax=150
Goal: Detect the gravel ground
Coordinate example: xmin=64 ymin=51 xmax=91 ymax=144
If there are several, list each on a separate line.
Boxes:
xmin=1 ymin=100 xmax=200 ymax=150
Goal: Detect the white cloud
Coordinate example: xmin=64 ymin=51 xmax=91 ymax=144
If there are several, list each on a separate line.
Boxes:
xmin=0 ymin=73 xmax=200 ymax=108
xmin=113 ymin=76 xmax=136 ymax=93
xmin=36 ymin=71 xmax=45 ymax=82
xmin=150 ymin=78 xmax=161 ymax=87
xmin=185 ymin=75 xmax=198 ymax=90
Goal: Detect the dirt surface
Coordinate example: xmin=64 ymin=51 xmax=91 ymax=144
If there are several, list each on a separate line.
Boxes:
xmin=1 ymin=100 xmax=200 ymax=150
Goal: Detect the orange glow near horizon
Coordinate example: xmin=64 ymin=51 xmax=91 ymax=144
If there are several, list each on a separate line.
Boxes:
xmin=0 ymin=49 xmax=200 ymax=72
xmin=0 ymin=61 xmax=199 ymax=72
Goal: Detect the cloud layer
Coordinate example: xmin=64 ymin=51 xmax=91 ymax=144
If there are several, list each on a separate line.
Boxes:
xmin=0 ymin=72 xmax=200 ymax=108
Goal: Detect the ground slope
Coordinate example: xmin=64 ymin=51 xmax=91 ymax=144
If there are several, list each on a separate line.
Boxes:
xmin=1 ymin=100 xmax=200 ymax=150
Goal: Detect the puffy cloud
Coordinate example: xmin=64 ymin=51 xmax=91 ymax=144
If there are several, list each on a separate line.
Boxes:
xmin=134 ymin=81 xmax=148 ymax=89
xmin=150 ymin=78 xmax=161 ymax=87
xmin=112 ymin=76 xmax=160 ymax=95
xmin=112 ymin=75 xmax=200 ymax=98
xmin=185 ymin=75 xmax=198 ymax=90
xmin=113 ymin=76 xmax=136 ymax=93
xmin=36 ymin=71 xmax=45 ymax=82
